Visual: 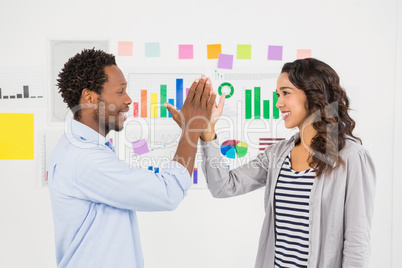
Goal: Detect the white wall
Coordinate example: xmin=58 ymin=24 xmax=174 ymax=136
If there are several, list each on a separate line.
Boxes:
xmin=0 ymin=0 xmax=399 ymax=267
xmin=392 ymin=0 xmax=402 ymax=267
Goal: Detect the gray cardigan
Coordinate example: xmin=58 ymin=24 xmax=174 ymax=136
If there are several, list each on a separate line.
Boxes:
xmin=201 ymin=134 xmax=376 ymax=268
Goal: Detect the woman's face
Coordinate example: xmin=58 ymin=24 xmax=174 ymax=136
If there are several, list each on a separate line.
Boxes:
xmin=275 ymin=72 xmax=309 ymax=130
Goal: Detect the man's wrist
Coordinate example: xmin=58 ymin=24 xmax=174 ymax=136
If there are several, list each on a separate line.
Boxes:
xmin=181 ymin=129 xmax=201 ymax=143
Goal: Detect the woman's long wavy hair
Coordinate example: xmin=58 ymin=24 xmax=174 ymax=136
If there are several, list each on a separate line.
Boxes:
xmin=281 ymin=58 xmax=361 ymax=177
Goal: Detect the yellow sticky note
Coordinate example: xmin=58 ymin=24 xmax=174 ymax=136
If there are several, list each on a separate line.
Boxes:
xmin=207 ymin=44 xmax=222 ymax=59
xmin=237 ymin=44 xmax=252 ymax=59
xmin=0 ymin=113 xmax=34 ymax=159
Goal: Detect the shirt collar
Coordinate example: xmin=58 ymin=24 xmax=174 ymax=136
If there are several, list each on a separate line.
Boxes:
xmin=65 ymin=119 xmax=113 ymax=151
xmin=286 ymin=132 xmax=300 ymax=146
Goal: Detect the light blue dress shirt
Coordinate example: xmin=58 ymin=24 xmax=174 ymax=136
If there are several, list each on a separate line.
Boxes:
xmin=48 ymin=119 xmax=191 ymax=268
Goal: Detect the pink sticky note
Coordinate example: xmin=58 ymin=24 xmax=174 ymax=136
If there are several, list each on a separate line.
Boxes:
xmin=132 ymin=139 xmax=149 ymax=155
xmin=179 ymin=44 xmax=194 ymax=59
xmin=118 ymin=41 xmax=133 ymax=57
xmin=218 ymin=54 xmax=233 ymax=69
xmin=297 ymin=49 xmax=312 ymax=59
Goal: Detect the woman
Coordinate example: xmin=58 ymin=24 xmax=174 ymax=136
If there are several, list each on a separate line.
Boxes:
xmin=199 ymin=58 xmax=376 ymax=267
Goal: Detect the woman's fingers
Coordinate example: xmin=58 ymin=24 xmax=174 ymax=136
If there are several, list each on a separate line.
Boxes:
xmin=217 ymin=94 xmax=226 ymax=114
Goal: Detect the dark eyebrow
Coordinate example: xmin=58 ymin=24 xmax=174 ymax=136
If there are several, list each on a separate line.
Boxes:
xmin=275 ymin=87 xmax=294 ymax=93
xmin=116 ymin=83 xmax=127 ymax=89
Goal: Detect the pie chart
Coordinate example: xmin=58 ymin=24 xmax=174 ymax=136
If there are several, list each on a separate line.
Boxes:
xmin=220 ymin=140 xmax=248 ymax=159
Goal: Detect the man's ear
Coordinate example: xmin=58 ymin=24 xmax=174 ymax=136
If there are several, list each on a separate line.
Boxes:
xmin=81 ymin=89 xmax=98 ymax=106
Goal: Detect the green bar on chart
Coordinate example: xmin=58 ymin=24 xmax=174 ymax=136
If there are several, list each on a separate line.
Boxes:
xmin=160 ymin=85 xmax=167 ymax=117
xmin=273 ymin=92 xmax=279 ymax=119
xmin=245 ymin=90 xmax=252 ymax=119
xmin=254 ymin=87 xmax=260 ymax=119
xmin=263 ymin=100 xmax=270 ymax=119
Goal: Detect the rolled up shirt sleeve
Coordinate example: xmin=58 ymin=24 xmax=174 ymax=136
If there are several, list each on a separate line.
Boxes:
xmin=56 ymin=147 xmax=192 ymax=212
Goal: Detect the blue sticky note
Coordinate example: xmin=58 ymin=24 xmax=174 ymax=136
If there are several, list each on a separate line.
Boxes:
xmin=145 ymin=42 xmax=160 ymax=57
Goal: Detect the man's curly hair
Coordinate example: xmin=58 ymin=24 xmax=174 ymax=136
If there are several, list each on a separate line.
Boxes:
xmin=57 ymin=48 xmax=116 ymax=119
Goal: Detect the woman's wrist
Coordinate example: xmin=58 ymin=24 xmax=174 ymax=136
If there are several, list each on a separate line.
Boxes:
xmin=200 ymin=127 xmax=216 ymax=142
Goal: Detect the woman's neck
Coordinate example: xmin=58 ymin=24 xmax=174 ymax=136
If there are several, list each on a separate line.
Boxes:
xmin=298 ymin=124 xmax=317 ymax=150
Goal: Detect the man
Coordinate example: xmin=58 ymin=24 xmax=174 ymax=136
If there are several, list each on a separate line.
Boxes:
xmin=48 ymin=48 xmax=216 ymax=267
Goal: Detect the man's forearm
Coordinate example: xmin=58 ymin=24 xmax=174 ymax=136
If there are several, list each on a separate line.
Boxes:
xmin=172 ymin=131 xmax=200 ymax=175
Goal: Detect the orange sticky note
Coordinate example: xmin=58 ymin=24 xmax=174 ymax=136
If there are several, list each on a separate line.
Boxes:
xmin=297 ymin=49 xmax=312 ymax=59
xmin=207 ymin=44 xmax=222 ymax=59
xmin=118 ymin=41 xmax=133 ymax=57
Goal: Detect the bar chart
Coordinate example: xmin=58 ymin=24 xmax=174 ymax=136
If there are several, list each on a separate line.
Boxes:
xmin=245 ymin=88 xmax=279 ymax=119
xmin=127 ymin=73 xmax=201 ymax=118
xmin=259 ymin=138 xmax=285 ymax=151
xmin=0 ymin=72 xmax=44 ymax=100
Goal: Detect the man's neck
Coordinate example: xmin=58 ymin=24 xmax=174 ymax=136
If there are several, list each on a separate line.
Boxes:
xmin=75 ymin=117 xmax=107 ymax=137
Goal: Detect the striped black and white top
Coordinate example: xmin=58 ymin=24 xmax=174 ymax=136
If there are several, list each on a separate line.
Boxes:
xmin=274 ymin=153 xmax=315 ymax=268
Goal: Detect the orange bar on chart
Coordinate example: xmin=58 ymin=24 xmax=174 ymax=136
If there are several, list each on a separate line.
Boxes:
xmin=141 ymin=90 xmax=147 ymax=117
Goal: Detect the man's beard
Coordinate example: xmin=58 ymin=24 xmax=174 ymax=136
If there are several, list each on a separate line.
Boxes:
xmin=93 ymin=98 xmax=122 ymax=134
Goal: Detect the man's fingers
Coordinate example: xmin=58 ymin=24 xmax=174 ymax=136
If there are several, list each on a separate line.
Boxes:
xmin=207 ymin=92 xmax=217 ymax=110
xmin=201 ymin=78 xmax=212 ymax=107
xmin=193 ymin=75 xmax=206 ymax=105
xmin=209 ymin=79 xmax=214 ymax=94
xmin=165 ymin=103 xmax=177 ymax=116
xmin=185 ymin=79 xmax=199 ymax=103
xmin=165 ymin=103 xmax=182 ymax=126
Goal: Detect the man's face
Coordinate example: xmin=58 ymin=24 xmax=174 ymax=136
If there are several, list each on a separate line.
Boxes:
xmin=94 ymin=65 xmax=132 ymax=135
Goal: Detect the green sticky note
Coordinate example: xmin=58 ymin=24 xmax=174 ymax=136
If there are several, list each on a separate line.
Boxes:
xmin=237 ymin=44 xmax=251 ymax=59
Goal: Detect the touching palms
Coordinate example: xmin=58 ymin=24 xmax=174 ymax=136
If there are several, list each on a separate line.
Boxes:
xmin=165 ymin=77 xmax=225 ymax=133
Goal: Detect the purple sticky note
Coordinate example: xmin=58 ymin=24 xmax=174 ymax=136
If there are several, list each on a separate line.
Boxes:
xmin=179 ymin=44 xmax=193 ymax=59
xmin=132 ymin=139 xmax=149 ymax=155
xmin=218 ymin=54 xmax=234 ymax=69
xmin=268 ymin=45 xmax=283 ymax=61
